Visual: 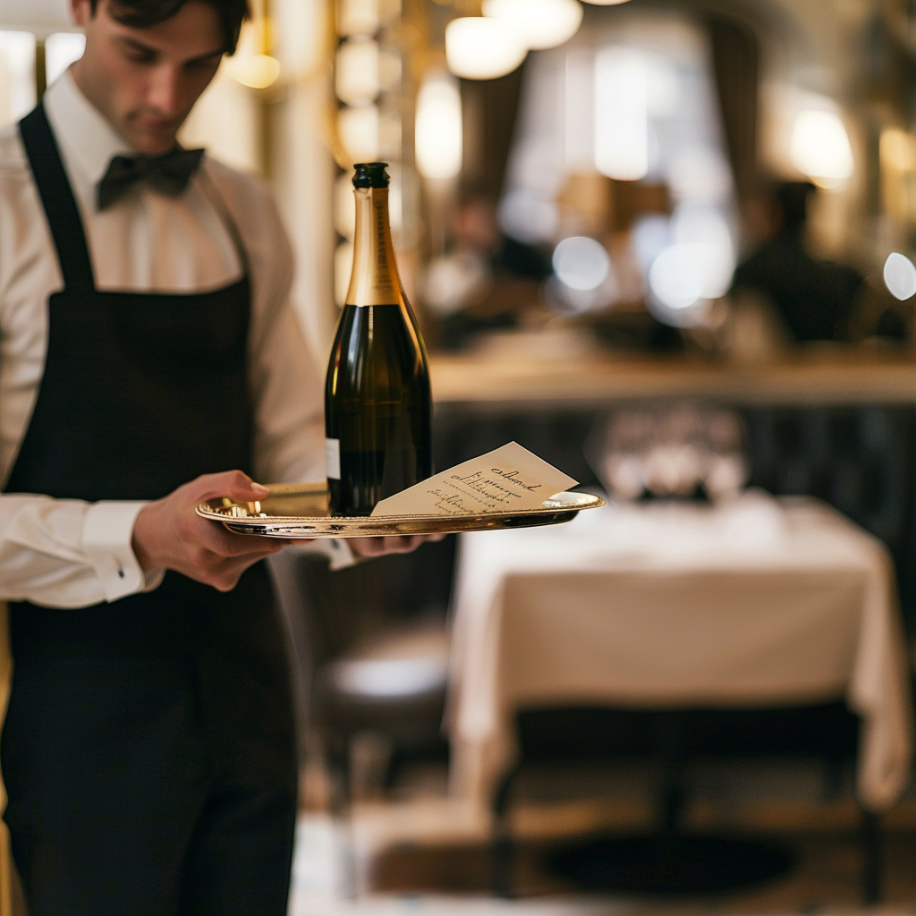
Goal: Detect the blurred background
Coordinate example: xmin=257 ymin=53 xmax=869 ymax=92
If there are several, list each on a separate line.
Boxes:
xmin=7 ymin=0 xmax=916 ymax=913
xmin=4 ymin=0 xmax=916 ymax=358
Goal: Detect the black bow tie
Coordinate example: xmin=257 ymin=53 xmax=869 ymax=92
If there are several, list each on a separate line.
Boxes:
xmin=97 ymin=147 xmax=205 ymax=210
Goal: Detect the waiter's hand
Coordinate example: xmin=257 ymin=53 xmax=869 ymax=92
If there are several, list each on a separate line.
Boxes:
xmin=348 ymin=533 xmax=446 ymax=558
xmin=132 ymin=471 xmax=289 ymax=592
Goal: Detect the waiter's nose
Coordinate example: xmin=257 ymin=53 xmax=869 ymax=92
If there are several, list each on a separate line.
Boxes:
xmin=148 ymin=65 xmax=185 ymax=117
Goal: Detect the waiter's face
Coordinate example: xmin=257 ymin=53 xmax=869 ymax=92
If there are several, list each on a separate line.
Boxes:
xmin=70 ymin=0 xmax=225 ymax=155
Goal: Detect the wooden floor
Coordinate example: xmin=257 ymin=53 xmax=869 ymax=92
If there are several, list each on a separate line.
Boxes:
xmin=369 ymin=830 xmax=916 ymax=905
xmin=290 ymin=757 xmax=916 ymax=915
xmin=292 ymin=819 xmax=916 ymax=915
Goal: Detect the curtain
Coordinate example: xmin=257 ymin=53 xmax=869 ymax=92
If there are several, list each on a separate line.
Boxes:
xmin=459 ymin=61 xmax=527 ymax=202
xmin=704 ymin=14 xmax=760 ymax=224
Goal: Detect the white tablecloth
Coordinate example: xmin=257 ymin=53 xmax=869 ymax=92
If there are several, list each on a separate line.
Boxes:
xmin=447 ymin=492 xmax=913 ymax=813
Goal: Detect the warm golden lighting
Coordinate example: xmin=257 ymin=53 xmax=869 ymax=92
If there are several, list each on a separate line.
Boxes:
xmin=415 ymin=72 xmax=462 ymax=179
xmin=482 ymin=0 xmax=582 ymax=50
xmin=337 ymin=0 xmax=379 ymax=37
xmin=881 ymin=128 xmax=916 ymax=172
xmin=338 ymin=105 xmax=380 ymax=162
xmin=226 ymin=0 xmax=281 ymax=90
xmin=789 ymin=109 xmax=854 ymax=188
xmin=336 ymin=38 xmax=380 ymax=105
xmin=229 ymin=52 xmax=281 ymax=89
xmin=445 ymin=17 xmax=527 ymax=80
xmin=880 ymin=128 xmax=916 ymax=224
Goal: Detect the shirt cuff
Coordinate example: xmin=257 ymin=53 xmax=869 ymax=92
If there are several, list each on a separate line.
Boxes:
xmin=81 ymin=501 xmax=155 ymax=602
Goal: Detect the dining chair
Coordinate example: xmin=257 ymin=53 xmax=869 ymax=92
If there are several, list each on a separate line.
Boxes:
xmin=269 ymin=547 xmax=451 ymax=812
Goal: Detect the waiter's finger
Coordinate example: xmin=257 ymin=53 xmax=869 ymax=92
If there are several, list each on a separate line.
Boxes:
xmin=193 ymin=516 xmax=285 ymax=559
xmin=349 ymin=534 xmax=434 ymax=557
xmin=186 ymin=469 xmax=271 ymax=505
xmin=183 ymin=538 xmax=284 ymax=586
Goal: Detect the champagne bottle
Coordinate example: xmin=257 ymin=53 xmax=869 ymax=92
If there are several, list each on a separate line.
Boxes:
xmin=325 ymin=162 xmax=433 ymax=516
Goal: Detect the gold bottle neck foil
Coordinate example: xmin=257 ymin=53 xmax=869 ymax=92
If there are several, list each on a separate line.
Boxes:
xmin=346 ymin=187 xmax=403 ymax=307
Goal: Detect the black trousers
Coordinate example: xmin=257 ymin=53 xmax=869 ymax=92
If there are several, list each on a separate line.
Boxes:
xmin=2 ymin=575 xmax=298 ymax=916
xmin=3 ymin=654 xmax=296 ymax=916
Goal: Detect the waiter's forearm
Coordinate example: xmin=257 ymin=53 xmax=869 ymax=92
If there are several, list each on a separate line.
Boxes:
xmin=0 ymin=494 xmax=154 ymax=607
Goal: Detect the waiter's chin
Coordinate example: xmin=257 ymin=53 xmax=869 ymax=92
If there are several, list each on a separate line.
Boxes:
xmin=137 ymin=137 xmax=179 ymax=156
xmin=128 ymin=115 xmax=185 ymax=156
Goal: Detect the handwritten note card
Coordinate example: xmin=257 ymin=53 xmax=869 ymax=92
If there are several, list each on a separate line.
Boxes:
xmin=370 ymin=442 xmax=578 ymax=518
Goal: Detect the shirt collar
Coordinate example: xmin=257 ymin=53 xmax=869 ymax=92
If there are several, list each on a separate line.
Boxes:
xmin=43 ymin=69 xmax=134 ymax=188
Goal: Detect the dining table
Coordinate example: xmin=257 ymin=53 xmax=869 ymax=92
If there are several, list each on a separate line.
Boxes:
xmin=446 ymin=490 xmax=914 ymax=815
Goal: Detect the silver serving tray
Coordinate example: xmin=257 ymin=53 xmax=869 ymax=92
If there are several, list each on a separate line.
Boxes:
xmin=196 ymin=483 xmax=604 ymax=538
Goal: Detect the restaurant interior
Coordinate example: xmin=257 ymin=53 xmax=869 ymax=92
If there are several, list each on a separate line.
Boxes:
xmin=4 ymin=0 xmax=916 ymax=912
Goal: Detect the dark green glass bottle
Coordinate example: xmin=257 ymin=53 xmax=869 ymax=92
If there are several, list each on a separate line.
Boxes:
xmin=325 ymin=163 xmax=433 ymax=516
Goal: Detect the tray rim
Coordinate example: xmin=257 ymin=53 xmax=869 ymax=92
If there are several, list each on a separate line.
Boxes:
xmin=195 ymin=484 xmax=605 ymax=537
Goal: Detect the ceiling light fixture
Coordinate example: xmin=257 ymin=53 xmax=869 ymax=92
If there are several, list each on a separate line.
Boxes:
xmin=445 ymin=17 xmax=527 ymax=80
xmin=482 ymin=0 xmax=582 ymax=50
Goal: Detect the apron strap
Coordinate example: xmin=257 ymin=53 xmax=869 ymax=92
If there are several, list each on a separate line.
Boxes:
xmin=19 ymin=102 xmax=96 ymax=294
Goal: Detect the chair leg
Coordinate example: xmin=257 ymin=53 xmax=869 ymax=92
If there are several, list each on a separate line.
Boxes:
xmin=860 ymin=808 xmax=882 ymax=906
xmin=657 ymin=714 xmax=688 ymax=836
xmin=381 ymin=744 xmax=402 ymax=794
xmin=820 ymin=759 xmax=845 ymax=803
xmin=327 ymin=733 xmax=358 ymax=899
xmin=660 ymin=761 xmax=687 ymax=836
xmin=491 ymin=765 xmax=520 ymax=899
xmin=327 ymin=734 xmax=350 ymax=819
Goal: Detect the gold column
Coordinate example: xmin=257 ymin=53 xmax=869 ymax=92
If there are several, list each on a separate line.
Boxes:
xmin=34 ymin=38 xmax=46 ymax=98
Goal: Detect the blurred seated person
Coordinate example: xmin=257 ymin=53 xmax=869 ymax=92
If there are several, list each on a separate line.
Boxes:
xmin=731 ymin=181 xmax=865 ymax=344
xmin=421 ymin=191 xmax=553 ymax=350
xmin=846 ymin=273 xmax=915 ymax=346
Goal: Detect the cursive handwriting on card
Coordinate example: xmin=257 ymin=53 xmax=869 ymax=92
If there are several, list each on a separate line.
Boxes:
xmin=370 ymin=442 xmax=578 ymax=517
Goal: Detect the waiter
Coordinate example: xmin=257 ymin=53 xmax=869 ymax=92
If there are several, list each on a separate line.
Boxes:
xmin=0 ymin=0 xmax=428 ymax=912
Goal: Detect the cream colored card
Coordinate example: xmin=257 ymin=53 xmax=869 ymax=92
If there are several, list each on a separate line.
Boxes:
xmin=370 ymin=442 xmax=579 ymax=517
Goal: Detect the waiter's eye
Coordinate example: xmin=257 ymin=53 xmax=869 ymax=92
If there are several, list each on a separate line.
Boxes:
xmin=120 ymin=41 xmax=157 ymax=63
xmin=187 ymin=55 xmax=222 ymax=72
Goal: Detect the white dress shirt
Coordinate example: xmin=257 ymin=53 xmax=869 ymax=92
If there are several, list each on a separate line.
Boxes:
xmin=0 ymin=71 xmax=345 ymax=609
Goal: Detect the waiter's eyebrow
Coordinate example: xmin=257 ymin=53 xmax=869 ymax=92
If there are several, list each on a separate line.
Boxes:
xmin=117 ymin=36 xmax=225 ymax=64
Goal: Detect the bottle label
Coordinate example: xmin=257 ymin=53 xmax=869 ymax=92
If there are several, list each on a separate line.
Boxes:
xmin=325 ymin=438 xmax=341 ymax=480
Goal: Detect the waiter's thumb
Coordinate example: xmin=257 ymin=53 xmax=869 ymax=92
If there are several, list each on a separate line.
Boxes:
xmin=192 ymin=470 xmax=271 ymax=502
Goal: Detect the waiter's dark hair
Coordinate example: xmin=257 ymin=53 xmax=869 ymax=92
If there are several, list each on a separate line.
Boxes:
xmin=89 ymin=0 xmax=251 ymax=54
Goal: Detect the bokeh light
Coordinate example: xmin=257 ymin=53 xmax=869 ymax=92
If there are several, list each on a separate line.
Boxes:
xmin=553 ymin=236 xmax=611 ymax=291
xmin=446 ymin=18 xmax=527 ymax=80
xmin=415 ymin=73 xmax=462 ymax=180
xmin=790 ymin=109 xmax=854 ymax=187
xmin=482 ymin=0 xmax=583 ymax=51
xmin=594 ymin=48 xmax=648 ymax=181
xmin=648 ymin=245 xmax=706 ymax=311
xmin=884 ymin=252 xmax=916 ymax=301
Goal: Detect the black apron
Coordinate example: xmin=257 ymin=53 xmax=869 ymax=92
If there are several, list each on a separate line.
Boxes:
xmin=1 ymin=103 xmax=297 ymax=916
